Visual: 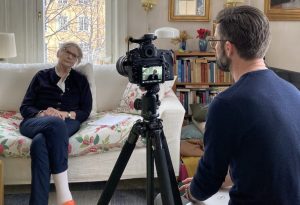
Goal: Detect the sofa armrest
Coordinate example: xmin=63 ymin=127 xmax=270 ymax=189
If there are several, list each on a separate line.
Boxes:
xmin=158 ymin=91 xmax=185 ymax=175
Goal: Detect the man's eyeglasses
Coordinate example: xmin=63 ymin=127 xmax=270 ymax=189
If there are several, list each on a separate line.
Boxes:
xmin=63 ymin=47 xmax=79 ymax=59
xmin=207 ymin=37 xmax=231 ymax=48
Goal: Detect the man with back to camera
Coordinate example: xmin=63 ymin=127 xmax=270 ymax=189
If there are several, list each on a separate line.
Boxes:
xmin=175 ymin=5 xmax=300 ymax=205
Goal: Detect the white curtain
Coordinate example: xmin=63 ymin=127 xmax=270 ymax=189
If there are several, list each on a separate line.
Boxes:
xmin=105 ymin=0 xmax=128 ymax=64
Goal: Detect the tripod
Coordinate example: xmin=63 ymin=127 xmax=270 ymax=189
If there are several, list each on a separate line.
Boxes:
xmin=98 ymin=84 xmax=182 ymax=205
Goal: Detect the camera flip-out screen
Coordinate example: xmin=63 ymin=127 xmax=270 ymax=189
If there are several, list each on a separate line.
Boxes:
xmin=142 ymin=66 xmax=163 ymax=85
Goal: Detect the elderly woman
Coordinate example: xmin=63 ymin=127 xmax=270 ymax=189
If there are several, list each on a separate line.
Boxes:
xmin=20 ymin=42 xmax=92 ymax=205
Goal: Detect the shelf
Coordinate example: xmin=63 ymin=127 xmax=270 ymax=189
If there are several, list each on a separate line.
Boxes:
xmin=174 ymin=50 xmax=215 ymax=57
xmin=174 ymin=50 xmax=232 ymax=119
xmin=176 ymin=82 xmax=232 ymax=86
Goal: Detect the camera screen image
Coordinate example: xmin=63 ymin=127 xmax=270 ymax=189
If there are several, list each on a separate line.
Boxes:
xmin=142 ymin=66 xmax=163 ymax=84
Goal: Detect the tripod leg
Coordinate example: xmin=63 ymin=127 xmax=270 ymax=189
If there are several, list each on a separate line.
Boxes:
xmin=97 ymin=121 xmax=143 ymax=205
xmin=153 ymin=129 xmax=178 ymax=205
xmin=160 ymin=130 xmax=183 ymax=205
xmin=146 ymin=133 xmax=155 ymax=205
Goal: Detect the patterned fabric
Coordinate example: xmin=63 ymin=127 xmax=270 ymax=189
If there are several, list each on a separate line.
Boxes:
xmin=116 ymin=83 xmax=145 ymax=115
xmin=116 ymin=78 xmax=177 ymax=115
xmin=0 ymin=111 xmax=144 ymax=158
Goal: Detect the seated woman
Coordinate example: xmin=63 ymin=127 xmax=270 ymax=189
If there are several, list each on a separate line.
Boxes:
xmin=19 ymin=42 xmax=92 ymax=205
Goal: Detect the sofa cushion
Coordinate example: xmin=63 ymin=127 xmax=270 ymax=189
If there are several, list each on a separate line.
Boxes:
xmin=0 ymin=63 xmax=96 ymax=115
xmin=0 ymin=111 xmax=144 ymax=157
xmin=115 ymin=83 xmax=145 ymax=115
xmin=93 ymin=64 xmax=129 ymax=112
xmin=116 ymin=78 xmax=176 ymax=115
xmin=0 ymin=63 xmax=52 ymax=111
xmin=74 ymin=63 xmax=97 ymax=114
xmin=68 ymin=112 xmax=144 ymax=156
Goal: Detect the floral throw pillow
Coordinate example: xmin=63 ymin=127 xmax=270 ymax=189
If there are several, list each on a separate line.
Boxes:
xmin=116 ymin=77 xmax=177 ymax=115
xmin=116 ymin=83 xmax=145 ymax=115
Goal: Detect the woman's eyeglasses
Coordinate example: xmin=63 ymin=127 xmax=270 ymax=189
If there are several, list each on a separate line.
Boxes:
xmin=63 ymin=47 xmax=79 ymax=59
xmin=207 ymin=36 xmax=232 ymax=48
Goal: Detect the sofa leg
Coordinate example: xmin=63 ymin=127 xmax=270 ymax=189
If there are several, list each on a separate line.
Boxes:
xmin=0 ymin=160 xmax=3 ymax=205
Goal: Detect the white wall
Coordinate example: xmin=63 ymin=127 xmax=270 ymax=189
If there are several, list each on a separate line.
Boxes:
xmin=127 ymin=0 xmax=223 ymax=51
xmin=253 ymin=1 xmax=300 ymax=72
xmin=128 ymin=0 xmax=300 ymax=72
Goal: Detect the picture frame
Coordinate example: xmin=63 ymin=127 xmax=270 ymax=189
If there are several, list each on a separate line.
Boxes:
xmin=168 ymin=0 xmax=210 ymax=22
xmin=264 ymin=0 xmax=300 ymax=21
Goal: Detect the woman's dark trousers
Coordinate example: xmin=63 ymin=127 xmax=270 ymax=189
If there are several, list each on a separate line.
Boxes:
xmin=20 ymin=116 xmax=80 ymax=205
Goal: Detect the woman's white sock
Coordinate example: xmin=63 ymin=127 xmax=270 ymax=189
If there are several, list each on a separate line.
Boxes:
xmin=53 ymin=170 xmax=72 ymax=205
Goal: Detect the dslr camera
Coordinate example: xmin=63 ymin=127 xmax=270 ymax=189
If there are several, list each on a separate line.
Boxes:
xmin=116 ymin=34 xmax=174 ymax=86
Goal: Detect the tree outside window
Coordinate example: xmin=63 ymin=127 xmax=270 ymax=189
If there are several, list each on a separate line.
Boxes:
xmin=44 ymin=0 xmax=106 ymax=64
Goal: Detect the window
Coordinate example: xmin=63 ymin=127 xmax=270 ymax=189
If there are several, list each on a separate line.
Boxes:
xmin=78 ymin=0 xmax=90 ymax=4
xmin=40 ymin=0 xmax=127 ymax=64
xmin=80 ymin=42 xmax=91 ymax=61
xmin=78 ymin=16 xmax=89 ymax=32
xmin=44 ymin=43 xmax=48 ymax=62
xmin=58 ymin=0 xmax=67 ymax=4
xmin=57 ymin=16 xmax=68 ymax=31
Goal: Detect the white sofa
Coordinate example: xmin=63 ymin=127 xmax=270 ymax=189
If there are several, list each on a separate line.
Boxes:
xmin=0 ymin=63 xmax=185 ymax=185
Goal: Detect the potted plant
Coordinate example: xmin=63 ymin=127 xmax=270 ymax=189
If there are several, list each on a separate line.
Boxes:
xmin=196 ymin=28 xmax=211 ymax=52
xmin=171 ymin=30 xmax=192 ymax=52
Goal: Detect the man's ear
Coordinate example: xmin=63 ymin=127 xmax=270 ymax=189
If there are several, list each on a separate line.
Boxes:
xmin=224 ymin=41 xmax=234 ymax=57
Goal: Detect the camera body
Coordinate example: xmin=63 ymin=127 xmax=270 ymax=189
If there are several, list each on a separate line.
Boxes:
xmin=116 ymin=34 xmax=174 ymax=86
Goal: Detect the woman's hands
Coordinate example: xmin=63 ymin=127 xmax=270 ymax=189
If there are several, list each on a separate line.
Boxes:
xmin=38 ymin=107 xmax=75 ymax=120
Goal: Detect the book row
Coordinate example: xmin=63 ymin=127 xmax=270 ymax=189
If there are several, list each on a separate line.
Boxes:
xmin=175 ymin=58 xmax=233 ymax=83
xmin=176 ymin=87 xmax=229 ymax=115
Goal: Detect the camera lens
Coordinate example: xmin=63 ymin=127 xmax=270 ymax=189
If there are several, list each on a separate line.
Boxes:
xmin=116 ymin=55 xmax=128 ymax=77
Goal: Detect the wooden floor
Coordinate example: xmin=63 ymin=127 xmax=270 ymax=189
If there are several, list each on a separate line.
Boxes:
xmin=4 ymin=178 xmax=159 ymax=205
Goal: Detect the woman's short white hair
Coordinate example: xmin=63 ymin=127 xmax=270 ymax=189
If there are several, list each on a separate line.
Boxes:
xmin=58 ymin=41 xmax=83 ymax=64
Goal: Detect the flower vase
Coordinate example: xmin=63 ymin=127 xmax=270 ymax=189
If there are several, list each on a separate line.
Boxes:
xmin=199 ymin=39 xmax=208 ymax=52
xmin=179 ymin=41 xmax=187 ymax=51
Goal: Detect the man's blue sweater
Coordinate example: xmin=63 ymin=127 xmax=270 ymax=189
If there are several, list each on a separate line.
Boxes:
xmin=20 ymin=67 xmax=92 ymax=123
xmin=190 ymin=69 xmax=300 ymax=205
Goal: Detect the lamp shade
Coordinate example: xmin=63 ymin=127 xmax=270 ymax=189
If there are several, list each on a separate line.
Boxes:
xmin=0 ymin=33 xmax=17 ymax=59
xmin=154 ymin=27 xmax=179 ymax=39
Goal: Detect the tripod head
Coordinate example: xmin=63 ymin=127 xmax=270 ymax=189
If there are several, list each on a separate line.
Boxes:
xmin=134 ymin=84 xmax=161 ymax=122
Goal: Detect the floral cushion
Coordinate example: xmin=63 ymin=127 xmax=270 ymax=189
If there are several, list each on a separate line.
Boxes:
xmin=116 ymin=77 xmax=177 ymax=115
xmin=116 ymin=83 xmax=146 ymax=115
xmin=0 ymin=111 xmax=144 ymax=158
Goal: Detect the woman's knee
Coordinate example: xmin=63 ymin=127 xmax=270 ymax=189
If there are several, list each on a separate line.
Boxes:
xmin=30 ymin=133 xmax=47 ymax=157
xmin=45 ymin=117 xmax=66 ymax=129
xmin=43 ymin=117 xmax=68 ymax=136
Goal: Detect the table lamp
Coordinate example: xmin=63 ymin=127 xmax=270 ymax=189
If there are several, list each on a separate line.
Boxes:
xmin=154 ymin=27 xmax=179 ymax=39
xmin=0 ymin=33 xmax=17 ymax=62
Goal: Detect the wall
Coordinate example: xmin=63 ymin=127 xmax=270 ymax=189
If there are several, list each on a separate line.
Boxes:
xmin=0 ymin=0 xmax=42 ymax=63
xmin=128 ymin=0 xmax=300 ymax=72
xmin=127 ymin=0 xmax=224 ymax=51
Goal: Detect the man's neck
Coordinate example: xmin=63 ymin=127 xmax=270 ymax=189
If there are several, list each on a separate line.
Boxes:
xmin=231 ymin=58 xmax=267 ymax=82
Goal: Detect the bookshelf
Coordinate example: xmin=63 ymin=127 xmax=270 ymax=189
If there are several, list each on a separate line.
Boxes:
xmin=173 ymin=51 xmax=233 ymax=122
